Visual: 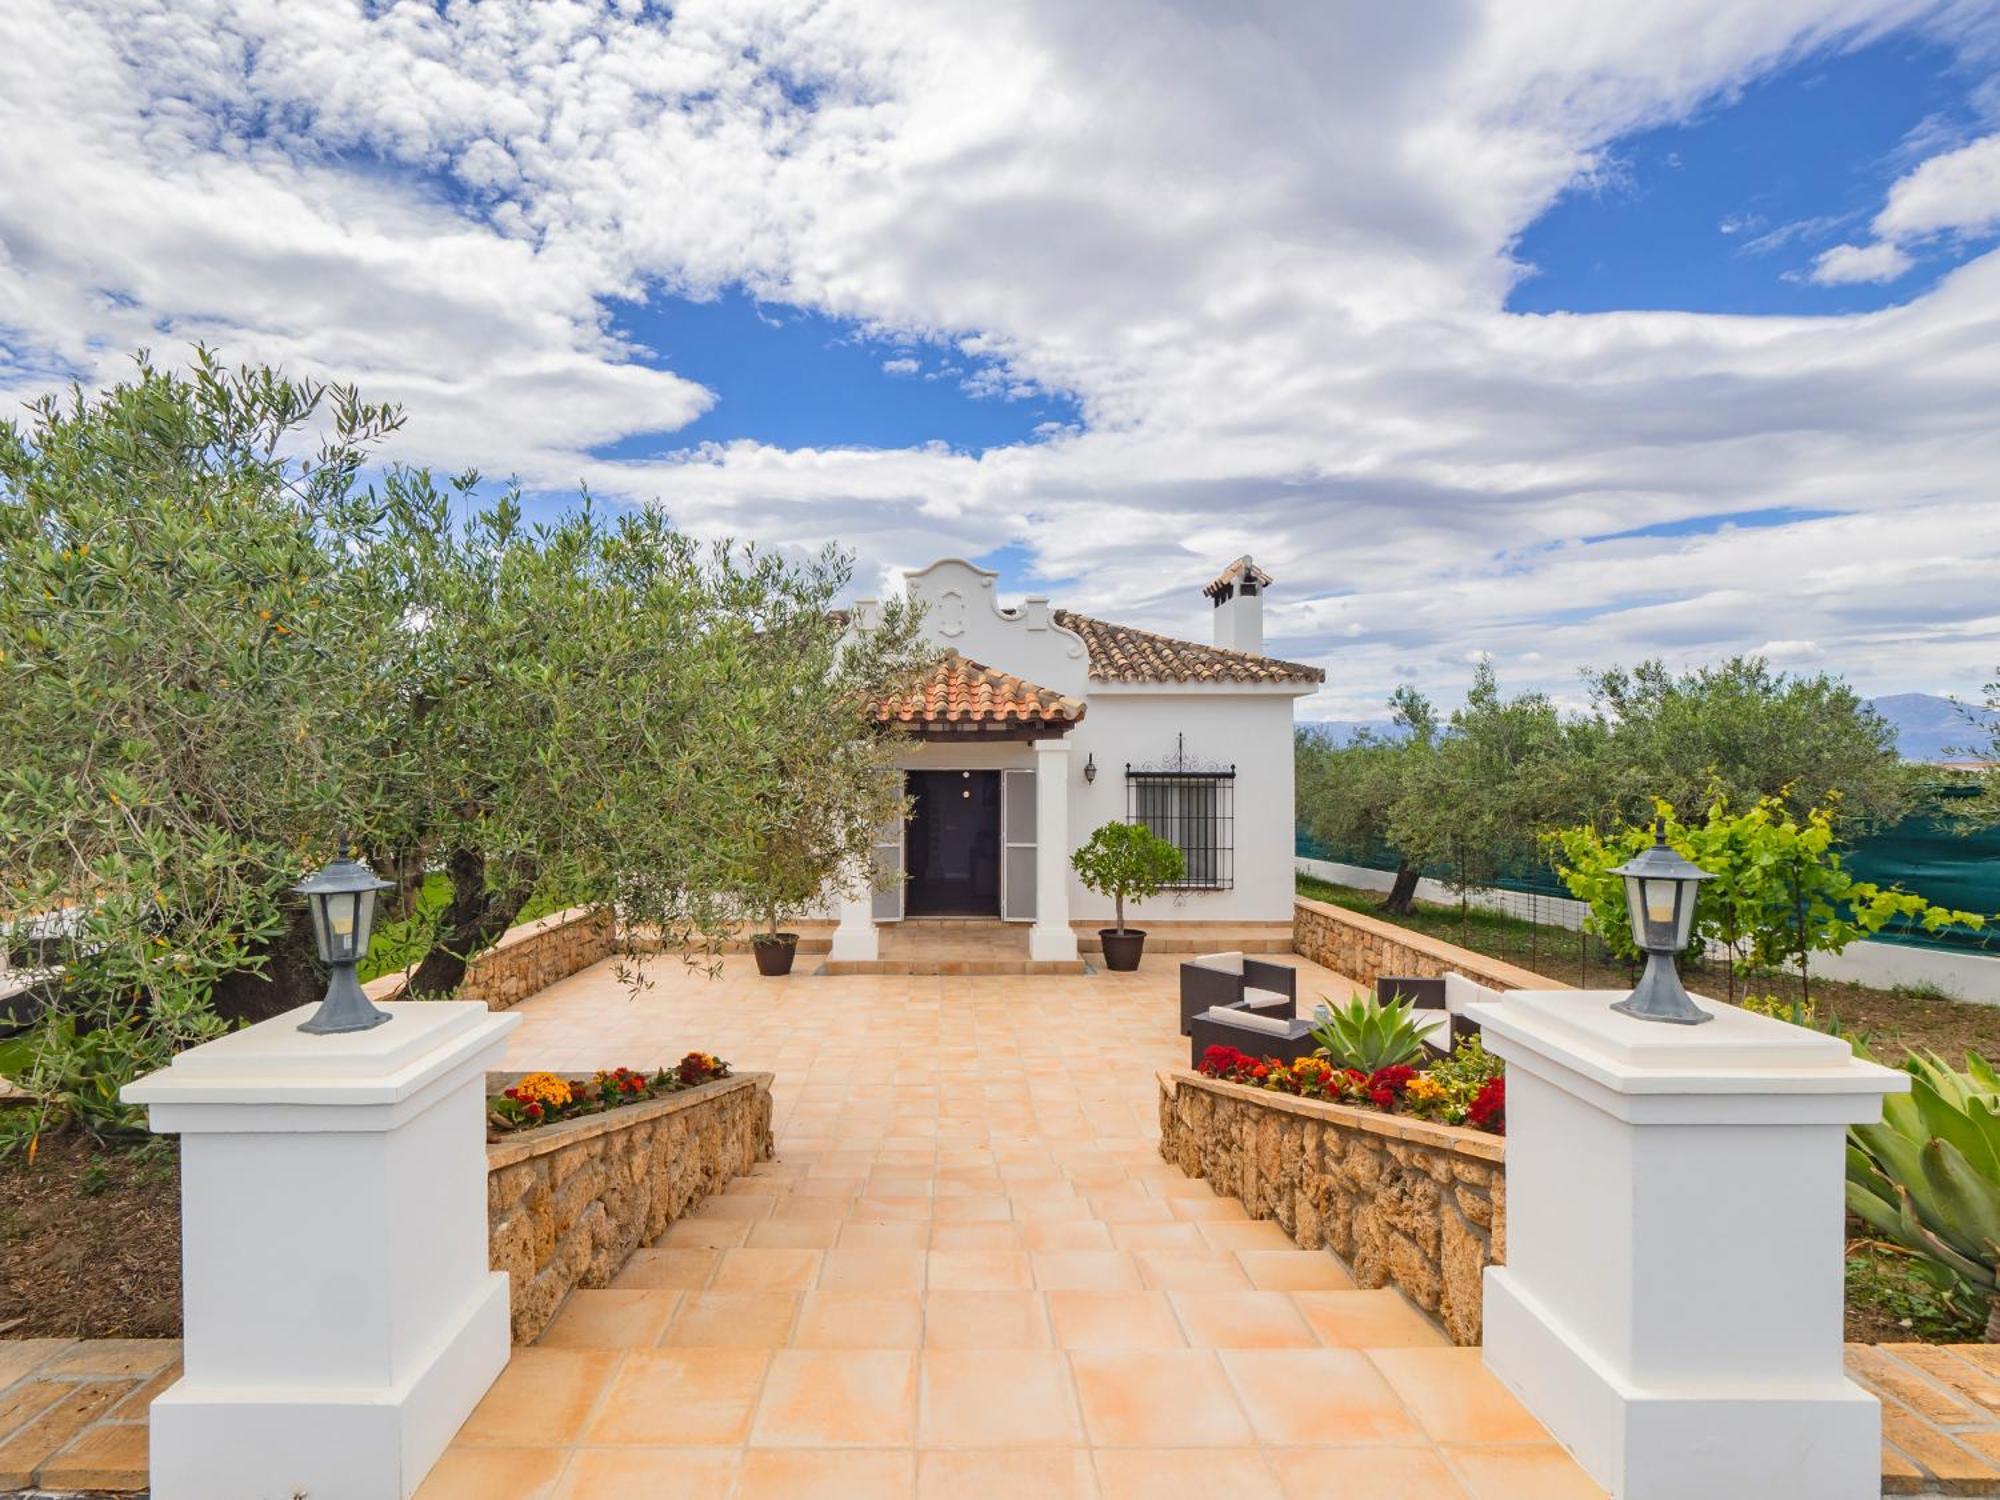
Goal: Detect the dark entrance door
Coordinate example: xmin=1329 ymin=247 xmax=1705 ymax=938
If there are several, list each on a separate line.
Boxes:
xmin=905 ymin=770 xmax=1001 ymax=916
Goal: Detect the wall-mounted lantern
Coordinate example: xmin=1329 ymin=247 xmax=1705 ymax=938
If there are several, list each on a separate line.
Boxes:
xmin=1083 ymin=753 xmax=1097 ymax=784
xmin=294 ymin=842 xmax=395 ymax=1035
xmin=1608 ymin=822 xmax=1714 ymax=1026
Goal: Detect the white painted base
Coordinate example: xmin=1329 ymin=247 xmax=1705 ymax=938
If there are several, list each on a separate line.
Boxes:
xmin=828 ymin=924 xmax=880 ymax=961
xmin=150 ymin=1273 xmax=511 ymax=1500
xmin=1485 ymin=1269 xmax=1879 ymax=1500
xmin=1029 ymin=923 xmax=1080 ymax=961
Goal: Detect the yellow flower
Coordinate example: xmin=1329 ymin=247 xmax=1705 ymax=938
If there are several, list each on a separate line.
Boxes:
xmin=1403 ymin=1076 xmax=1448 ymax=1106
xmin=514 ymin=1072 xmax=573 ymax=1108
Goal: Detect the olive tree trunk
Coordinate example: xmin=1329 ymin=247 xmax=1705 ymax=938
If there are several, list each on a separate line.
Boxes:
xmin=402 ymin=846 xmax=536 ymax=998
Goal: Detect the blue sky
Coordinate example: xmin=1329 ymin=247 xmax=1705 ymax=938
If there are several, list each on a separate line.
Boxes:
xmin=1510 ymin=35 xmax=1993 ymax=315
xmin=9 ymin=2 xmax=2000 ymax=713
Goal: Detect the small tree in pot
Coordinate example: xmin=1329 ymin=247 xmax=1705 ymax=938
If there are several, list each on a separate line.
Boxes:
xmin=1071 ymin=821 xmax=1185 ymax=971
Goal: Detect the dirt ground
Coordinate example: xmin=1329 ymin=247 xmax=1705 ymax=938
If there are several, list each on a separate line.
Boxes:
xmin=0 ymin=1129 xmax=182 ymax=1339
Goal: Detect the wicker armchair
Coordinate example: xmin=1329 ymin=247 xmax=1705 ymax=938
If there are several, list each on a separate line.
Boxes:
xmin=1179 ymin=951 xmax=1298 ymax=1036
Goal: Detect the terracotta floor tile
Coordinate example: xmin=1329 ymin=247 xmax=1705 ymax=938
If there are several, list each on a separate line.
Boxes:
xmin=917 ymin=1449 xmax=1098 ymax=1499
xmin=840 ymin=1220 xmax=934 ymax=1250
xmin=919 ymin=1350 xmax=1081 ymax=1448
xmin=537 ymin=1290 xmax=683 ymax=1349
xmin=751 ymin=1350 xmax=918 ymax=1447
xmin=1221 ymin=1349 xmax=1424 ymax=1446
xmin=818 ymin=1247 xmax=928 ymax=1293
xmin=1170 ymin=1292 xmax=1318 ymax=1349
xmin=1109 ymin=1221 xmax=1209 ymax=1252
xmin=738 ymin=1448 xmax=916 ymax=1499
xmin=930 ymin=1221 xmax=1026 ymax=1251
xmin=1292 ymin=1292 xmax=1447 ymax=1349
xmin=1135 ymin=1250 xmax=1253 ymax=1291
xmin=745 ymin=1217 xmax=842 ymax=1249
xmin=414 ymin=1444 xmax=570 ymax=1499
xmin=1237 ymin=1252 xmax=1357 ymax=1292
xmin=553 ymin=1447 xmax=742 ymax=1498
xmin=793 ymin=1292 xmax=925 ymax=1349
xmin=698 ymin=1192 xmax=779 ymax=1219
xmin=586 ymin=1349 xmax=770 ymax=1445
xmin=928 ymin=1250 xmax=1035 ymax=1291
xmin=658 ymin=1215 xmax=753 ymax=1249
xmin=1046 ymin=1290 xmax=1186 ymax=1350
xmin=1444 ymin=1445 xmax=1607 ymax=1499
xmin=1168 ymin=1197 xmax=1251 ymax=1222
xmin=457 ymin=1349 xmax=620 ymax=1446
xmin=37 ymin=1340 xmax=179 ymax=1378
xmin=1094 ymin=1448 xmax=1285 ymax=1500
xmin=1196 ymin=1220 xmax=1301 ymax=1252
xmin=1032 ymin=1251 xmax=1143 ymax=1291
xmin=922 ymin=1291 xmax=1052 ymax=1349
xmin=1268 ymin=1446 xmax=1473 ymax=1499
xmin=1367 ymin=1349 xmax=1552 ymax=1445
xmin=713 ymin=1248 xmax=825 ymax=1293
xmin=663 ymin=1292 xmax=801 ymax=1348
xmin=1022 ymin=1220 xmax=1117 ymax=1251
xmin=1070 ymin=1349 xmax=1254 ymax=1447
xmin=611 ymin=1248 xmax=720 ymax=1291
xmin=933 ymin=1195 xmax=1012 ymax=1222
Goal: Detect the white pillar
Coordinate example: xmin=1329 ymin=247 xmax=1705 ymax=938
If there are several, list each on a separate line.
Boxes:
xmin=829 ymin=858 xmax=879 ymax=962
xmin=1030 ymin=737 xmax=1078 ymax=962
xmin=123 ymin=1000 xmax=519 ymax=1500
xmin=1467 ymin=989 xmax=1905 ymax=1500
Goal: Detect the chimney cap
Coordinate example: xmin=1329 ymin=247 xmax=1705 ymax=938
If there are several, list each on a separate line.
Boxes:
xmin=1202 ymin=555 xmax=1273 ymax=600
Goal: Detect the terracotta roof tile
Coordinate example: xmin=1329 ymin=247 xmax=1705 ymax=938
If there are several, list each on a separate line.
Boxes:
xmin=1202 ymin=555 xmax=1273 ymax=599
xmin=1052 ymin=609 xmax=1324 ymax=685
xmin=877 ymin=651 xmax=1086 ymax=727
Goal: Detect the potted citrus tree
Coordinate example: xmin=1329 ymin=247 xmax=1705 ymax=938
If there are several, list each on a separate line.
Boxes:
xmin=1071 ymin=820 xmax=1185 ymax=971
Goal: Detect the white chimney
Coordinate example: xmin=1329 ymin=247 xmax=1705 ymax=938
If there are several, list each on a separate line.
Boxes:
xmin=1204 ymin=555 xmax=1270 ymax=654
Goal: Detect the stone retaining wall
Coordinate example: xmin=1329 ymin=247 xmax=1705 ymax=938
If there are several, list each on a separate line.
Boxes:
xmin=486 ymin=1072 xmax=774 ymax=1343
xmin=458 ymin=906 xmax=617 ymax=1011
xmin=1159 ymin=1068 xmax=1504 ymax=1345
xmin=1294 ymin=896 xmax=1569 ymax=995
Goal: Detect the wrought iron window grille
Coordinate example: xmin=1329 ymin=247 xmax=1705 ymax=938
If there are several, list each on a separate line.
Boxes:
xmin=1125 ymin=733 xmax=1235 ymax=891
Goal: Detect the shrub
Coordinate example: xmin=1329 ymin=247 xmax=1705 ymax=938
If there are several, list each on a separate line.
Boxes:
xmin=1070 ymin=822 xmax=1185 ymax=934
xmin=1307 ymin=990 xmax=1432 ymax=1073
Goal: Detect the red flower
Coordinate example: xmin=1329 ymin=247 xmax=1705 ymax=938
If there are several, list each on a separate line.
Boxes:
xmin=1467 ymin=1077 xmax=1506 ymax=1135
xmin=1197 ymin=1045 xmax=1254 ymax=1079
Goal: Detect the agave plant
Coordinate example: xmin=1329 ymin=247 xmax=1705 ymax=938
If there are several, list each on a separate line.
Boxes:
xmin=1308 ymin=990 xmax=1434 ymax=1074
xmin=1846 ymin=1047 xmax=2000 ymax=1340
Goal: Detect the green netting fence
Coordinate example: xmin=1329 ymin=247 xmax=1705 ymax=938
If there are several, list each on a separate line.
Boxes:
xmin=1297 ymin=784 xmax=2000 ymax=955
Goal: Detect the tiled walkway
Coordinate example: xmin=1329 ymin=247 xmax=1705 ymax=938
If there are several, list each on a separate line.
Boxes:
xmin=424 ymin=952 xmax=1606 ymax=1499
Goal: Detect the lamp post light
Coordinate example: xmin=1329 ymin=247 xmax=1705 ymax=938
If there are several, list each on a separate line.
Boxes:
xmin=1608 ymin=821 xmax=1715 ymax=1026
xmin=294 ymin=843 xmax=394 ymax=1035
xmin=1083 ymin=753 xmax=1097 ymax=785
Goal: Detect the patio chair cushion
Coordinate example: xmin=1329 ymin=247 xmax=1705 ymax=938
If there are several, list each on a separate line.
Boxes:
xmin=1201 ymin=1005 xmax=1293 ymax=1036
xmin=1188 ymin=951 xmax=1245 ymax=974
xmin=1242 ymin=987 xmax=1292 ymax=1011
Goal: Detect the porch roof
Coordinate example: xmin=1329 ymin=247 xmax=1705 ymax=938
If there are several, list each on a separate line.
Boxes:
xmin=876 ymin=649 xmax=1085 ymax=736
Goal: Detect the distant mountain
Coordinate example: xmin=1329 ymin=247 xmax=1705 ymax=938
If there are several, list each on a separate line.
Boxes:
xmin=1299 ymin=720 xmax=1398 ymax=746
xmin=1868 ymin=693 xmax=1994 ymax=764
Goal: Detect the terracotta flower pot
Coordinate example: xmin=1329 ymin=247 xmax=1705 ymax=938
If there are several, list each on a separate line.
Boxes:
xmin=1098 ymin=928 xmax=1147 ymax=971
xmin=752 ymin=933 xmax=799 ymax=976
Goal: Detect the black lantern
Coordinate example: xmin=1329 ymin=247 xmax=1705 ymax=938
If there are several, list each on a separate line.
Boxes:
xmin=294 ymin=843 xmax=394 ymax=1035
xmin=1083 ymin=753 xmax=1097 ymax=784
xmin=1608 ymin=821 xmax=1714 ymax=1026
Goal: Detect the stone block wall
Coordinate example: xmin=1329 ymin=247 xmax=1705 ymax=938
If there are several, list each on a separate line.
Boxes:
xmin=486 ymin=1072 xmax=775 ymax=1343
xmin=458 ymin=905 xmax=617 ymax=1011
xmin=1294 ymin=896 xmax=1569 ymax=995
xmin=1159 ymin=1069 xmax=1504 ymax=1345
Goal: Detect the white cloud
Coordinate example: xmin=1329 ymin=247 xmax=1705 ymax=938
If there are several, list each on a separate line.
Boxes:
xmin=1807 ymin=240 xmax=1916 ymax=283
xmin=1873 ymin=131 xmax=2000 ymax=240
xmin=881 ymin=356 xmax=919 ymax=375
xmin=0 ymin=0 xmax=1996 ymax=721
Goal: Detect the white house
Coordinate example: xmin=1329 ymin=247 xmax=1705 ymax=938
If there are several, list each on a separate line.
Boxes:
xmin=832 ymin=555 xmax=1323 ymax=962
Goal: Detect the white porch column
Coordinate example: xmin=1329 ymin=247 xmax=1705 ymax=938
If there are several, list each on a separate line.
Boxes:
xmin=829 ymin=858 xmax=879 ymax=962
xmin=1029 ymin=737 xmax=1079 ymax=961
xmin=1468 ymin=990 xmax=1905 ymax=1500
xmin=123 ymin=1001 xmax=519 ymax=1500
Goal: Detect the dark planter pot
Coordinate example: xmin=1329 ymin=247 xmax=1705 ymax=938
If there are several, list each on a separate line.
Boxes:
xmin=1098 ymin=928 xmax=1147 ymax=972
xmin=752 ymin=934 xmax=799 ymax=977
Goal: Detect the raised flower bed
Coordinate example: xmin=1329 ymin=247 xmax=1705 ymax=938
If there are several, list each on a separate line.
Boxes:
xmin=486 ymin=1057 xmax=773 ymax=1343
xmin=1160 ymin=1050 xmax=1506 ymax=1345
